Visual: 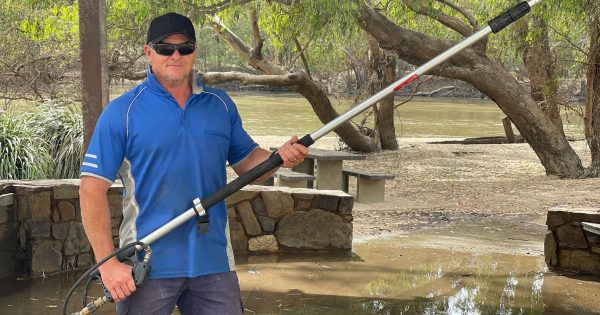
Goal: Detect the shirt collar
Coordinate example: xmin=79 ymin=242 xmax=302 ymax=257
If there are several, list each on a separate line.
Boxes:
xmin=191 ymin=72 xmax=204 ymax=95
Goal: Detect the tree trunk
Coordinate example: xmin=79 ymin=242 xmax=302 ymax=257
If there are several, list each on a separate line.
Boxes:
xmin=517 ymin=12 xmax=564 ymax=136
xmin=358 ymin=4 xmax=584 ymax=177
xmin=78 ymin=0 xmax=109 ymax=151
xmin=291 ymin=78 xmax=379 ymax=152
xmin=365 ymin=34 xmax=398 ymax=150
xmin=586 ymin=8 xmax=600 ymax=175
xmin=378 ymin=50 xmax=399 ymax=150
xmin=366 ymin=35 xmax=382 ymax=149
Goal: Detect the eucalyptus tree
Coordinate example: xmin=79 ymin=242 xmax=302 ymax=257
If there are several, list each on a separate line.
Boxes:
xmin=7 ymin=0 xmax=600 ymax=177
xmin=357 ymin=0 xmax=591 ymax=177
xmin=581 ymin=1 xmax=600 ymax=175
xmin=0 ymin=1 xmax=80 ymax=102
xmin=190 ymin=0 xmax=390 ymax=151
xmin=515 ymin=0 xmax=600 ymax=175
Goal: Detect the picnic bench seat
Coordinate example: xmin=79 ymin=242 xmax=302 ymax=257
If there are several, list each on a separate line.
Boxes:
xmin=342 ymin=168 xmax=395 ymax=203
xmin=582 ymin=222 xmax=600 ymax=235
xmin=257 ymin=169 xmax=315 ymax=188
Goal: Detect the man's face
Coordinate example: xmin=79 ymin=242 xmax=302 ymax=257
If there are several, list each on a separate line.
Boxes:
xmin=144 ymin=34 xmax=197 ymax=87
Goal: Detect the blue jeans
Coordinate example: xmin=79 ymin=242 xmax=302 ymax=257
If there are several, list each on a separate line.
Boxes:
xmin=116 ymin=271 xmax=243 ymax=315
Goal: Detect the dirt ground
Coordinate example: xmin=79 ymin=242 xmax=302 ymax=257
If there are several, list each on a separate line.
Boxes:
xmin=249 ymin=136 xmax=600 ymax=241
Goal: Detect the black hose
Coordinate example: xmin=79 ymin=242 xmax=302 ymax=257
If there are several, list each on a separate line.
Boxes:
xmin=62 ymin=241 xmax=147 ymax=315
xmin=82 ymin=274 xmax=94 ymax=307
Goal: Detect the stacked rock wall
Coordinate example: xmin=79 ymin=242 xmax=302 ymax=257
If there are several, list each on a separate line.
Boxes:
xmin=545 ymin=207 xmax=600 ymax=275
xmin=0 ymin=180 xmax=353 ymax=279
xmin=0 ymin=186 xmax=18 ymax=279
xmin=226 ymin=186 xmax=353 ymax=253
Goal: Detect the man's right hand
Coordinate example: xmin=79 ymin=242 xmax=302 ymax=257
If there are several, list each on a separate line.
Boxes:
xmin=99 ymin=258 xmax=136 ymax=302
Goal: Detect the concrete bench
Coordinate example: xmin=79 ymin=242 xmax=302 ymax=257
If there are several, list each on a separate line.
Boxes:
xmin=583 ymin=222 xmax=600 ymax=235
xmin=256 ymin=169 xmax=315 ymax=188
xmin=342 ymin=168 xmax=394 ymax=203
xmin=274 ymin=169 xmax=315 ymax=188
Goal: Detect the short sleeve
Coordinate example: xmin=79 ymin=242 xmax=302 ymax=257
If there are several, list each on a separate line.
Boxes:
xmin=80 ymin=104 xmax=126 ymax=183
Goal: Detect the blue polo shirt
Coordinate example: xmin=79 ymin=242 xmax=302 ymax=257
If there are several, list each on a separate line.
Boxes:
xmin=80 ymin=68 xmax=258 ymax=279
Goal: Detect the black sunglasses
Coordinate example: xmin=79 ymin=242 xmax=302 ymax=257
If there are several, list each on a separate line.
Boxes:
xmin=149 ymin=42 xmax=195 ymax=56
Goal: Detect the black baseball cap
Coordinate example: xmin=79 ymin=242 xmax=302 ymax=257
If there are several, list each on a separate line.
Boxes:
xmin=147 ymin=12 xmax=196 ymax=44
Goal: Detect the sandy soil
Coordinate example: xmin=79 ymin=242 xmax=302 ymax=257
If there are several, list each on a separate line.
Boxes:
xmin=246 ymin=136 xmax=600 ymax=241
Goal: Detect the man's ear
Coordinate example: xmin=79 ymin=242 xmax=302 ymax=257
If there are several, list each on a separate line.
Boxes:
xmin=143 ymin=44 xmax=152 ymax=64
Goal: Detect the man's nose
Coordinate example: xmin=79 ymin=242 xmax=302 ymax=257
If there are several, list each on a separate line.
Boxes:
xmin=170 ymin=50 xmax=181 ymax=59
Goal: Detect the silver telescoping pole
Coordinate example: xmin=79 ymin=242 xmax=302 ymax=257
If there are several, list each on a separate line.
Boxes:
xmin=138 ymin=199 xmax=204 ymax=246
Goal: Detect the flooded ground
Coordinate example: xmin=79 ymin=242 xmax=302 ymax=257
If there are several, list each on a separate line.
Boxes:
xmin=3 ymin=215 xmax=600 ymax=315
xmin=2 ymin=94 xmax=596 ymax=314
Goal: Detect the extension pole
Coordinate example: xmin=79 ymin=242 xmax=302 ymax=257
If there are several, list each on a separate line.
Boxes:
xmin=136 ymin=0 xmax=542 ymax=249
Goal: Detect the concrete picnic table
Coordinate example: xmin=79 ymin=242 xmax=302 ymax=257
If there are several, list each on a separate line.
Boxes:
xmin=271 ymin=147 xmax=366 ymax=190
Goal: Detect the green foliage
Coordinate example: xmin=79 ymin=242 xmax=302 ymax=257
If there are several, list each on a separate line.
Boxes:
xmin=16 ymin=2 xmax=79 ymax=42
xmin=0 ymin=101 xmax=83 ymax=180
xmin=29 ymin=101 xmax=84 ymax=179
xmin=0 ymin=112 xmax=51 ymax=179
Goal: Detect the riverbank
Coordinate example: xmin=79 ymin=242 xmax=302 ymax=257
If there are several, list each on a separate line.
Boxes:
xmin=246 ymin=136 xmax=600 ymax=246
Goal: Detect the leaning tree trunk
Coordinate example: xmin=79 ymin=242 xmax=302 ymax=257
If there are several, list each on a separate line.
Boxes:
xmin=358 ymin=4 xmax=584 ymax=177
xmin=586 ymin=8 xmax=600 ymax=175
xmin=517 ymin=12 xmax=564 ymax=136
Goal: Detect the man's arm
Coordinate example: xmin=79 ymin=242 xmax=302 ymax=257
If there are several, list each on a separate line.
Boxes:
xmin=80 ymin=176 xmax=136 ymax=302
xmin=233 ymin=135 xmax=309 ymax=181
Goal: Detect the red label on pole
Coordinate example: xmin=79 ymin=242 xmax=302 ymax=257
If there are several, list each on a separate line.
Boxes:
xmin=393 ymin=74 xmax=419 ymax=92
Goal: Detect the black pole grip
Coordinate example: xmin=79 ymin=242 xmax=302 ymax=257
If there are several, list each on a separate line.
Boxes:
xmin=297 ymin=134 xmax=315 ymax=148
xmin=488 ymin=1 xmax=531 ymax=33
xmin=200 ymin=134 xmax=315 ymax=211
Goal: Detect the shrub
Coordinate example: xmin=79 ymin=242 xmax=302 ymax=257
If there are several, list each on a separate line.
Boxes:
xmin=0 ymin=113 xmax=51 ymax=179
xmin=27 ymin=101 xmax=84 ymax=179
xmin=0 ymin=101 xmax=83 ymax=180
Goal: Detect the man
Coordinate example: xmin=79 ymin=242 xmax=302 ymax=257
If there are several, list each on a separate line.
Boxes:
xmin=79 ymin=12 xmax=308 ymax=315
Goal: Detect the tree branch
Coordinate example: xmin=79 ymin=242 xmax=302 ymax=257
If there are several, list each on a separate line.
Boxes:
xmin=198 ymin=71 xmax=305 ymax=86
xmin=549 ymin=25 xmax=588 ymax=57
xmin=209 ymin=15 xmax=283 ymax=75
xmin=436 ymin=0 xmax=479 ymax=29
xmin=357 ymin=3 xmax=484 ymax=80
xmin=402 ymin=0 xmax=473 ymax=37
xmin=293 ymin=37 xmax=312 ymax=79
xmin=0 ymin=59 xmax=43 ymax=99
xmin=186 ymin=0 xmax=255 ymax=15
xmin=0 ymin=94 xmax=39 ymax=102
xmin=250 ymin=9 xmax=264 ymax=60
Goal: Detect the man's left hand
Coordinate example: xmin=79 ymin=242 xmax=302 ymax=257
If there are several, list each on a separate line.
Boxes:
xmin=278 ymin=135 xmax=309 ymax=168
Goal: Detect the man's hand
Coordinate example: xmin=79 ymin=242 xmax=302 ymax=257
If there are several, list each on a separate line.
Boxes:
xmin=99 ymin=258 xmax=136 ymax=302
xmin=278 ymin=135 xmax=309 ymax=168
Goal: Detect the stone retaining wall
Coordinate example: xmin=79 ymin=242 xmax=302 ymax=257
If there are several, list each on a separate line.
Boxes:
xmin=545 ymin=207 xmax=600 ymax=275
xmin=0 ymin=180 xmax=353 ymax=279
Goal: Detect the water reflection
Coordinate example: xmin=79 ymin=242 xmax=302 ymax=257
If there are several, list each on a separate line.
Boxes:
xmin=3 ymin=233 xmax=600 ymax=314
xmin=352 ymin=250 xmax=548 ymax=315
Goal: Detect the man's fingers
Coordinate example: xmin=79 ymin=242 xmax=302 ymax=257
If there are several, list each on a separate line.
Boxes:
xmin=127 ymin=278 xmax=137 ymax=293
xmin=292 ymin=143 xmax=309 ymax=155
xmin=280 ymin=147 xmax=295 ymax=163
xmin=278 ymin=135 xmax=308 ymax=167
xmin=110 ymin=286 xmax=126 ymax=302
